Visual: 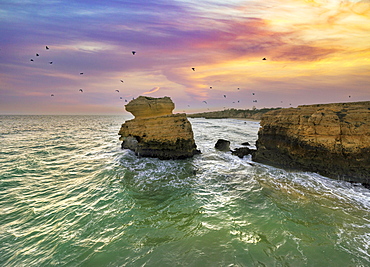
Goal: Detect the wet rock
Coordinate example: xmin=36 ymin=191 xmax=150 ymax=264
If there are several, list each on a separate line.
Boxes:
xmin=215 ymin=139 xmax=231 ymax=151
xmin=231 ymin=147 xmax=256 ymax=158
xmin=241 ymin=142 xmax=250 ymax=146
xmin=119 ymin=96 xmax=200 ymax=160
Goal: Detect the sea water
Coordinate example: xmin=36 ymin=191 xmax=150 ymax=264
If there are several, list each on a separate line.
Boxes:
xmin=1 ymin=115 xmax=369 ymax=266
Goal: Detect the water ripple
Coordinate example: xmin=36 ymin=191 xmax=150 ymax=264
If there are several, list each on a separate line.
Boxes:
xmin=0 ymin=116 xmax=369 ymax=266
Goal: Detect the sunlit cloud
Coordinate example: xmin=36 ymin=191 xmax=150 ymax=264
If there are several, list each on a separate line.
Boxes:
xmin=0 ymin=0 xmax=369 ymax=114
xmin=143 ymin=86 xmax=160 ymax=94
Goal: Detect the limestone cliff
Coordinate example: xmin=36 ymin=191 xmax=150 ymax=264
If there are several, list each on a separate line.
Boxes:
xmin=119 ymin=96 xmax=200 ymax=159
xmin=253 ymin=101 xmax=370 ymax=186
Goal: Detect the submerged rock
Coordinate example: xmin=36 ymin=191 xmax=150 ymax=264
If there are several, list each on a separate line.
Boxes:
xmin=231 ymin=147 xmax=256 ymax=158
xmin=118 ymin=96 xmax=200 ymax=160
xmin=253 ymin=101 xmax=370 ymax=186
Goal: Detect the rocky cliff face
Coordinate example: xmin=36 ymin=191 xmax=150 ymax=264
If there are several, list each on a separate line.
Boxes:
xmin=119 ymin=96 xmax=200 ymax=159
xmin=253 ymin=101 xmax=370 ymax=186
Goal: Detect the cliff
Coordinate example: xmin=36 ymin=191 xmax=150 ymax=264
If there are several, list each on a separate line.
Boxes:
xmin=118 ymin=96 xmax=200 ymax=159
xmin=187 ymin=108 xmax=280 ymax=120
xmin=253 ymin=101 xmax=370 ymax=186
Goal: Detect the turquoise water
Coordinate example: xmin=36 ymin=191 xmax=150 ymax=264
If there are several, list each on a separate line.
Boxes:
xmin=1 ymin=115 xmax=369 ymax=266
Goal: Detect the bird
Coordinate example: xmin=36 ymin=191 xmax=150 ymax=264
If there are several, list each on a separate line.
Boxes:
xmin=80 ymin=72 xmax=83 ymax=75
xmin=46 ymin=46 xmax=49 ymax=50
xmin=203 ymin=101 xmax=207 ymax=104
xmin=237 ymin=88 xmax=240 ymax=90
xmin=115 ymin=90 xmax=120 ymax=92
xmin=36 ymin=53 xmax=39 ymax=56
xmin=51 ymin=94 xmax=54 ymax=97
xmin=30 ymin=59 xmax=34 ymax=61
xmin=49 ymin=61 xmax=53 ymax=64
xmin=79 ymin=89 xmax=83 ymax=92
xmin=253 ymin=100 xmax=257 ymax=102
xmin=209 ymin=86 xmax=212 ymax=89
xmin=192 ymin=68 xmax=195 ymax=71
xmin=120 ymin=80 xmax=124 ymax=83
xmin=125 ymin=100 xmax=128 ymax=102
xmin=262 ymin=58 xmax=266 ymax=60
xmin=132 ymin=51 xmax=136 ymax=55
xmin=120 ymin=97 xmax=123 ymax=99
xmin=349 ymin=95 xmax=351 ymax=98
xmin=224 ymin=95 xmax=226 ymax=98
xmin=252 ymin=93 xmax=255 ymax=95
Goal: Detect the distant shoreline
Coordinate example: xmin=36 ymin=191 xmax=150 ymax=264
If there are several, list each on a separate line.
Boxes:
xmin=187 ymin=107 xmax=280 ymax=120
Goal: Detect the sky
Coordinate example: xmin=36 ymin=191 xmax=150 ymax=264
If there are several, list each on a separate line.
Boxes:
xmin=0 ymin=0 xmax=369 ymax=115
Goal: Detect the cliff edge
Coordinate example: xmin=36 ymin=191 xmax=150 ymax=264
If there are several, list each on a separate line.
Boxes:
xmin=253 ymin=101 xmax=370 ymax=186
xmin=118 ymin=96 xmax=200 ymax=159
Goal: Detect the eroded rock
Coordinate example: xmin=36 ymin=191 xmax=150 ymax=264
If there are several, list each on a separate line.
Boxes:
xmin=119 ymin=96 xmax=200 ymax=159
xmin=253 ymin=101 xmax=370 ymax=186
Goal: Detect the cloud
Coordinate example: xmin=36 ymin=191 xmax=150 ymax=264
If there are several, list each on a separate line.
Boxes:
xmin=143 ymin=86 xmax=160 ymax=94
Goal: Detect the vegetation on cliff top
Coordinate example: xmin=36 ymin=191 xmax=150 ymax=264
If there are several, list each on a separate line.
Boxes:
xmin=187 ymin=107 xmax=281 ymax=120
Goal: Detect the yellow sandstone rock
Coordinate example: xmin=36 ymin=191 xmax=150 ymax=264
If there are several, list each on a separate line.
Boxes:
xmin=253 ymin=101 xmax=370 ymax=186
xmin=118 ymin=96 xmax=200 ymax=159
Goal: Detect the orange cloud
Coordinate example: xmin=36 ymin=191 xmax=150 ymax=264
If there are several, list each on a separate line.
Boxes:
xmin=143 ymin=86 xmax=160 ymax=94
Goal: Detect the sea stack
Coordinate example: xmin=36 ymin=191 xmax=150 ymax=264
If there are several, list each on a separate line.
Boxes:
xmin=118 ymin=96 xmax=200 ymax=159
xmin=253 ymin=101 xmax=370 ymax=186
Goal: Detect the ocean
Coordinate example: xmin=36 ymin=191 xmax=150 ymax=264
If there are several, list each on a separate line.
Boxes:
xmin=1 ymin=115 xmax=369 ymax=266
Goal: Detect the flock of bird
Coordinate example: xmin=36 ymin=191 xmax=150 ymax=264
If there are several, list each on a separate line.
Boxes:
xmin=29 ymin=46 xmax=352 ymax=109
xmin=30 ymin=46 xmax=136 ymax=102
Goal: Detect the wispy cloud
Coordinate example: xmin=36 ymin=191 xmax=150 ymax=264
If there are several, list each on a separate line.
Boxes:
xmin=143 ymin=86 xmax=160 ymax=94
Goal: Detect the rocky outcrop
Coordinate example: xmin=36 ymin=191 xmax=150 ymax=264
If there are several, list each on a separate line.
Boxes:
xmin=253 ymin=101 xmax=370 ymax=186
xmin=118 ymin=96 xmax=200 ymax=159
xmin=215 ymin=139 xmax=231 ymax=151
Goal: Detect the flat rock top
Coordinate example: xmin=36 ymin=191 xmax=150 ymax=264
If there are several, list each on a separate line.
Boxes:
xmin=125 ymin=96 xmax=175 ymax=118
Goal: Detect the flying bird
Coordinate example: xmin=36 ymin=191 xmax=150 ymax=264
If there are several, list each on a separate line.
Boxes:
xmin=120 ymin=80 xmax=124 ymax=83
xmin=49 ymin=61 xmax=53 ymax=64
xmin=252 ymin=93 xmax=255 ymax=95
xmin=36 ymin=53 xmax=39 ymax=56
xmin=80 ymin=72 xmax=84 ymax=75
xmin=262 ymin=58 xmax=266 ymax=60
xmin=115 ymin=90 xmax=120 ymax=92
xmin=79 ymin=89 xmax=83 ymax=92
xmin=192 ymin=68 xmax=195 ymax=71
xmin=224 ymin=95 xmax=226 ymax=98
xmin=120 ymin=97 xmax=123 ymax=99
xmin=51 ymin=94 xmax=54 ymax=97
xmin=30 ymin=59 xmax=34 ymax=61
xmin=209 ymin=86 xmax=212 ymax=89
xmin=125 ymin=100 xmax=128 ymax=102
xmin=46 ymin=46 xmax=49 ymax=50
xmin=203 ymin=101 xmax=207 ymax=104
xmin=132 ymin=51 xmax=136 ymax=55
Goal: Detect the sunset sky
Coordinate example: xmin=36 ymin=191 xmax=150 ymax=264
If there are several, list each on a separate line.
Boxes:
xmin=1 ymin=0 xmax=369 ymax=115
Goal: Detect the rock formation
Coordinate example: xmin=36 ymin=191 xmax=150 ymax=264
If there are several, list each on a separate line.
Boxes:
xmin=253 ymin=101 xmax=370 ymax=186
xmin=118 ymin=96 xmax=200 ymax=159
xmin=215 ymin=139 xmax=231 ymax=151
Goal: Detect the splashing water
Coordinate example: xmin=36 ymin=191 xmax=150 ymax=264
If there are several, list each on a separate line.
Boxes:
xmin=1 ymin=115 xmax=369 ymax=266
